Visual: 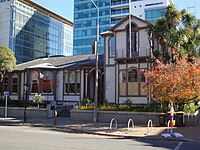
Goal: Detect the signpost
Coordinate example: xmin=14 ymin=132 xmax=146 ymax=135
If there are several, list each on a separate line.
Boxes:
xmin=4 ymin=92 xmax=9 ymax=119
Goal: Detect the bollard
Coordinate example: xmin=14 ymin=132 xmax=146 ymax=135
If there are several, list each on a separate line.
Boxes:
xmin=54 ymin=109 xmax=57 ymax=127
xmin=127 ymin=119 xmax=134 ymax=133
xmin=147 ymin=119 xmax=153 ymax=134
xmin=109 ymin=118 xmax=117 ymax=131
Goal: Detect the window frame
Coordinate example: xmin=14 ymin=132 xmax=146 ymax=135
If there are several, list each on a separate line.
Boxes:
xmin=11 ymin=73 xmax=18 ymax=94
xmin=109 ymin=36 xmax=116 ymax=57
xmin=42 ymin=71 xmax=53 ymax=94
xmin=30 ymin=71 xmax=39 ymax=94
xmin=64 ymin=70 xmax=81 ymax=95
xmin=119 ymin=67 xmax=147 ymax=97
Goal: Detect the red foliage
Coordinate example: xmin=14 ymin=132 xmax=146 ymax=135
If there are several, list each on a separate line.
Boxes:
xmin=143 ymin=55 xmax=200 ymax=104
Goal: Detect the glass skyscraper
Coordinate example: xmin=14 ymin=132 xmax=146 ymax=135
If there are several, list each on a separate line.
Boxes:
xmin=0 ymin=0 xmax=73 ymax=64
xmin=73 ymin=0 xmax=111 ymax=55
xmin=73 ymin=0 xmax=173 ymax=55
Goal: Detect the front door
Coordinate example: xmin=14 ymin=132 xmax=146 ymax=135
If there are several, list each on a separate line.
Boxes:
xmin=87 ymin=69 xmax=104 ymax=105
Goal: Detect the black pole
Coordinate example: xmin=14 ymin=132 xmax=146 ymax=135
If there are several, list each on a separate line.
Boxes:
xmin=24 ymin=86 xmax=27 ymax=123
xmin=24 ymin=84 xmax=29 ymax=123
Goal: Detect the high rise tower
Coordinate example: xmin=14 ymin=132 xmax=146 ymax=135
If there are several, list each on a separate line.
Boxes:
xmin=73 ymin=0 xmax=173 ymax=56
xmin=0 ymin=0 xmax=73 ymax=64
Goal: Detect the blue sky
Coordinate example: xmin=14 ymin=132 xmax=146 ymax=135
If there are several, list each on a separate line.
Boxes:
xmin=32 ymin=0 xmax=199 ymax=22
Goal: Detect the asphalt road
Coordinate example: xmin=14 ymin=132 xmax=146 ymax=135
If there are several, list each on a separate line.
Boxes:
xmin=0 ymin=126 xmax=199 ymax=150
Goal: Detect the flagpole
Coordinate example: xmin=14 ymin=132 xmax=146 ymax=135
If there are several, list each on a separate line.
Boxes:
xmin=129 ymin=0 xmax=132 ymax=58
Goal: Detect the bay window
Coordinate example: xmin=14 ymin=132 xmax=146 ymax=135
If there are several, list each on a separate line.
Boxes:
xmin=119 ymin=67 xmax=147 ymax=96
xmin=64 ymin=70 xmax=80 ymax=95
xmin=31 ymin=71 xmax=39 ymax=93
xmin=42 ymin=71 xmax=53 ymax=93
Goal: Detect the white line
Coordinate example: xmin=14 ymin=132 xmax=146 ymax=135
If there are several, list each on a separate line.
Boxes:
xmin=174 ymin=142 xmax=183 ymax=150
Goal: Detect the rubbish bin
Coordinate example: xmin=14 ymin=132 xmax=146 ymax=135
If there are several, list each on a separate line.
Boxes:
xmin=175 ymin=112 xmax=185 ymax=127
xmin=166 ymin=112 xmax=175 ymax=125
xmin=159 ymin=113 xmax=166 ymax=126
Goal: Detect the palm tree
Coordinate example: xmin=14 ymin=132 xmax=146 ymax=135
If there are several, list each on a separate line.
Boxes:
xmin=147 ymin=5 xmax=200 ymax=63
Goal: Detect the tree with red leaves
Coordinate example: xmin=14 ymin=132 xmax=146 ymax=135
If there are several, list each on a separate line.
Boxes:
xmin=144 ymin=55 xmax=200 ymax=110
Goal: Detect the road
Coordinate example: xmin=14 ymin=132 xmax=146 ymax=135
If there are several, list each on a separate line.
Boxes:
xmin=0 ymin=126 xmax=200 ymax=150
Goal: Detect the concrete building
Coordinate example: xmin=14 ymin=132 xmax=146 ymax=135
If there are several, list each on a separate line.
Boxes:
xmin=2 ymin=15 xmax=151 ymax=106
xmin=0 ymin=0 xmax=73 ymax=64
xmin=73 ymin=0 xmax=173 ymax=56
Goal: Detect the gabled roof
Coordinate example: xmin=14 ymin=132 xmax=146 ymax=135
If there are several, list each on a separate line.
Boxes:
xmin=110 ymin=15 xmax=150 ymax=31
xmin=101 ymin=15 xmax=150 ymax=37
xmin=16 ymin=54 xmax=104 ymax=71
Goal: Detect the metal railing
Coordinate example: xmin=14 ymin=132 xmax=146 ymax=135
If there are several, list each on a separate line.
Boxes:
xmin=111 ymin=0 xmax=129 ymax=6
xmin=116 ymin=47 xmax=150 ymax=58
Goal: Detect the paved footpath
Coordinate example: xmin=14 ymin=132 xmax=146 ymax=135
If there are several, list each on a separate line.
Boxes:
xmin=0 ymin=117 xmax=200 ymax=142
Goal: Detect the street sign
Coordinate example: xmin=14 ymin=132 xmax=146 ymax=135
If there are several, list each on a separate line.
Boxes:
xmin=3 ymin=92 xmax=9 ymax=119
xmin=4 ymin=92 xmax=9 ymax=97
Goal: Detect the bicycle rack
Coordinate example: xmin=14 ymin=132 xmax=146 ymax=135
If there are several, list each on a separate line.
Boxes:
xmin=147 ymin=119 xmax=153 ymax=134
xmin=127 ymin=119 xmax=134 ymax=133
xmin=110 ymin=118 xmax=117 ymax=131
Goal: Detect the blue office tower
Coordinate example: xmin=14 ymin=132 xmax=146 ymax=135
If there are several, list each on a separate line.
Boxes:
xmin=73 ymin=0 xmax=173 ymax=56
xmin=73 ymin=0 xmax=111 ymax=55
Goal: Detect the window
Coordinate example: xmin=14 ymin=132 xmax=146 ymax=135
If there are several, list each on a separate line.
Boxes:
xmin=3 ymin=76 xmax=8 ymax=92
xmin=31 ymin=71 xmax=39 ymax=93
xmin=76 ymin=70 xmax=80 ymax=94
xmin=42 ymin=71 xmax=53 ymax=93
xmin=145 ymin=2 xmax=163 ymax=7
xmin=64 ymin=70 xmax=80 ymax=95
xmin=119 ymin=67 xmax=147 ymax=96
xmin=127 ymin=23 xmax=138 ymax=57
xmin=145 ymin=8 xmax=166 ymax=21
xmin=69 ymin=71 xmax=75 ymax=93
xmin=128 ymin=68 xmax=138 ymax=95
xmin=11 ymin=74 xmax=18 ymax=94
xmin=140 ymin=71 xmax=147 ymax=95
xmin=109 ymin=36 xmax=115 ymax=57
xmin=119 ymin=70 xmax=126 ymax=96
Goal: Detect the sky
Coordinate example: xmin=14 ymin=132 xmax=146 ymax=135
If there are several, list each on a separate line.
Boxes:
xmin=32 ymin=0 xmax=200 ymax=22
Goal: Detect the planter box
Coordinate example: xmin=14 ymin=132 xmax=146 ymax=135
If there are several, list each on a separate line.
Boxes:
xmin=70 ymin=110 xmax=160 ymax=125
xmin=70 ymin=110 xmax=197 ymax=126
xmin=0 ymin=106 xmax=54 ymax=119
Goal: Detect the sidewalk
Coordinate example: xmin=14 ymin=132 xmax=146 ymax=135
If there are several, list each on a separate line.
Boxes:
xmin=0 ymin=117 xmax=200 ymax=142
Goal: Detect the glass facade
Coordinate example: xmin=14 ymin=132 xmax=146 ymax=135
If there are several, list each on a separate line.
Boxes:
xmin=73 ymin=0 xmax=111 ymax=55
xmin=74 ymin=0 xmax=170 ymax=55
xmin=145 ymin=8 xmax=166 ymax=21
xmin=9 ymin=1 xmax=73 ymax=64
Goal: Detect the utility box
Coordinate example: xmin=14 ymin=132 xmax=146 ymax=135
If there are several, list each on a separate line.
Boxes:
xmin=175 ymin=112 xmax=185 ymax=127
xmin=159 ymin=113 xmax=166 ymax=126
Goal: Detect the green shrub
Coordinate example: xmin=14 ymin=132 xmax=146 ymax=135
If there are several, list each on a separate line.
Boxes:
xmin=99 ymin=105 xmax=117 ymax=111
xmin=123 ymin=99 xmax=133 ymax=107
xmin=32 ymin=93 xmax=43 ymax=108
xmin=184 ymin=103 xmax=198 ymax=114
xmin=0 ymin=100 xmax=25 ymax=107
xmin=75 ymin=105 xmax=94 ymax=110
xmin=81 ymin=97 xmax=92 ymax=106
xmin=102 ymin=99 xmax=109 ymax=106
xmin=74 ymin=100 xmax=198 ymax=114
xmin=0 ymin=99 xmax=49 ymax=108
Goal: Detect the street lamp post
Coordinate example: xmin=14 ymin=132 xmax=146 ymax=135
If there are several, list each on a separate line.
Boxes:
xmin=24 ymin=83 xmax=30 ymax=123
xmin=91 ymin=0 xmax=99 ymax=122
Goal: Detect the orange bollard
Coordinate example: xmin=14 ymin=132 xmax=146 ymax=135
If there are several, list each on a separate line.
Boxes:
xmin=54 ymin=110 xmax=57 ymax=127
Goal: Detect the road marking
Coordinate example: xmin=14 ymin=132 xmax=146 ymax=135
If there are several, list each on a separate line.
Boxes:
xmin=174 ymin=142 xmax=183 ymax=150
xmin=22 ymin=129 xmax=63 ymax=135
